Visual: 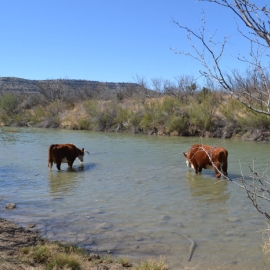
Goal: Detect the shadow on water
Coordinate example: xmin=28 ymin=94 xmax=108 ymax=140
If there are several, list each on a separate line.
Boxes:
xmin=73 ymin=163 xmax=97 ymax=172
xmin=185 ymin=170 xmax=230 ymax=203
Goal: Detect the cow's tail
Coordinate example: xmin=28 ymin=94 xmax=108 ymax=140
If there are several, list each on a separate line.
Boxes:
xmin=48 ymin=144 xmax=58 ymax=169
xmin=222 ymin=149 xmax=228 ymax=176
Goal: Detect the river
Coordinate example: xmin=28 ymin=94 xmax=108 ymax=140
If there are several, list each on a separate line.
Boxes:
xmin=0 ymin=128 xmax=269 ymax=269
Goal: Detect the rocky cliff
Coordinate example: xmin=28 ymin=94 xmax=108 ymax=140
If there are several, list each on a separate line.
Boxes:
xmin=0 ymin=77 xmax=139 ymax=93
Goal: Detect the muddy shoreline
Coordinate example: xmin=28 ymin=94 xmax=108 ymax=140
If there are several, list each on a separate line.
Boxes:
xmin=0 ymin=217 xmax=134 ymax=270
xmin=0 ymin=217 xmax=42 ymax=269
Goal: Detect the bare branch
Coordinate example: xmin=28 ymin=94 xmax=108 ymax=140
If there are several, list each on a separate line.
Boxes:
xmin=174 ymin=0 xmax=270 ymax=116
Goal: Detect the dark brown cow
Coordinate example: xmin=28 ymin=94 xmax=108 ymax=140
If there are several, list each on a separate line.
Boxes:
xmin=48 ymin=143 xmax=89 ymax=170
xmin=183 ymin=144 xmax=228 ymax=178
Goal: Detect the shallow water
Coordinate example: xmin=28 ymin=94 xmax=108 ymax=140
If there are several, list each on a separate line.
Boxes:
xmin=0 ymin=128 xmax=270 ymax=269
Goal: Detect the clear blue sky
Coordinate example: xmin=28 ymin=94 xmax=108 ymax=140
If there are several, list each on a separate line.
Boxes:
xmin=0 ymin=0 xmax=267 ymax=86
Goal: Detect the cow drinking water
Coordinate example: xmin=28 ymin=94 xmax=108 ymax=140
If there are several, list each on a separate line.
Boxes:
xmin=183 ymin=144 xmax=228 ymax=178
xmin=48 ymin=143 xmax=89 ymax=170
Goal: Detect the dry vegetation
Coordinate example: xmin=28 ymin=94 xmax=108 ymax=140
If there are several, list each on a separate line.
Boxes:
xmin=0 ymin=218 xmax=169 ymax=270
xmin=1 ymin=81 xmax=270 ymax=142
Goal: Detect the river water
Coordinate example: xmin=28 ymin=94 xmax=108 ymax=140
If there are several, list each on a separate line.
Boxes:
xmin=0 ymin=128 xmax=270 ymax=269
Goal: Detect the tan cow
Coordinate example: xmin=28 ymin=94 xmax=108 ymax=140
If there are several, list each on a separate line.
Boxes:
xmin=48 ymin=143 xmax=89 ymax=170
xmin=183 ymin=144 xmax=228 ymax=178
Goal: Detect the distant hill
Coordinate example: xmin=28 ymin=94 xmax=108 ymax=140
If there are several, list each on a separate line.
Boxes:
xmin=0 ymin=77 xmax=140 ymax=93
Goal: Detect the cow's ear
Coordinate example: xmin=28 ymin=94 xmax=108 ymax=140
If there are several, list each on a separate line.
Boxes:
xmin=183 ymin=152 xmax=187 ymax=157
xmin=82 ymin=148 xmax=84 ymax=152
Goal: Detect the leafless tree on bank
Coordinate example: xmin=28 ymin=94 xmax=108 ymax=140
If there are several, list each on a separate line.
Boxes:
xmin=74 ymin=82 xmax=112 ymax=101
xmin=163 ymin=75 xmax=198 ymax=103
xmin=240 ymin=160 xmax=270 ymax=220
xmin=133 ymin=75 xmax=161 ymax=99
xmin=225 ymin=161 xmax=270 ymax=220
xmin=37 ymin=80 xmax=74 ymax=104
xmin=175 ymin=0 xmax=270 ymax=219
xmin=146 ymin=75 xmax=198 ymax=102
xmin=173 ymin=0 xmax=270 ymax=115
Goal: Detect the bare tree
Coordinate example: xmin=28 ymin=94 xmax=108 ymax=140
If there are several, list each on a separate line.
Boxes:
xmin=167 ymin=75 xmax=198 ymax=103
xmin=122 ymin=83 xmax=140 ymax=99
xmin=173 ymin=0 xmax=270 ymax=115
xmin=74 ymin=81 xmax=120 ymax=101
xmin=174 ymin=0 xmax=270 ymax=220
xmin=239 ymin=161 xmax=270 ymax=220
xmin=133 ymin=75 xmax=160 ymax=99
xmin=37 ymin=79 xmax=74 ymax=104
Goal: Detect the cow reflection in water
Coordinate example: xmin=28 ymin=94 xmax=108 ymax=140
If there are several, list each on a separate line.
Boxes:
xmin=185 ymin=170 xmax=230 ymax=204
xmin=48 ymin=163 xmax=97 ymax=194
xmin=48 ymin=170 xmax=80 ymax=194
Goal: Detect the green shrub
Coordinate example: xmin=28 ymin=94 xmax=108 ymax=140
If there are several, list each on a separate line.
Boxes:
xmin=196 ymin=87 xmax=212 ymax=103
xmin=140 ymin=111 xmax=155 ymax=130
xmin=139 ymin=101 xmax=164 ymax=130
xmin=220 ymin=98 xmax=270 ymax=130
xmin=162 ymin=96 xmax=183 ymax=115
xmin=33 ymin=106 xmax=46 ymax=119
xmin=166 ymin=115 xmax=189 ymax=133
xmin=129 ymin=111 xmax=143 ymax=128
xmin=239 ymin=109 xmax=270 ymax=129
xmin=188 ymin=94 xmax=220 ymax=131
xmin=0 ymin=93 xmax=19 ymax=115
xmin=116 ymin=92 xmax=124 ymax=101
xmin=83 ymin=100 xmax=99 ymax=117
xmin=78 ymin=118 xmax=91 ymax=130
xmin=219 ymin=98 xmax=244 ymax=123
xmin=115 ymin=107 xmax=130 ymax=125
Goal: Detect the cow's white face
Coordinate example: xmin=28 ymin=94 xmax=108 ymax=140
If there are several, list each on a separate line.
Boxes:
xmin=77 ymin=154 xmax=84 ymax=163
xmin=183 ymin=152 xmax=191 ymax=168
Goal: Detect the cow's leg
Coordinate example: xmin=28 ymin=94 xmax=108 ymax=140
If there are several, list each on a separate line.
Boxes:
xmin=222 ymin=161 xmax=228 ymax=176
xmin=192 ymin=163 xmax=199 ymax=174
xmin=66 ymin=160 xmax=71 ymax=168
xmin=198 ymin=167 xmax=202 ymax=173
xmin=68 ymin=158 xmax=76 ymax=169
xmin=48 ymin=159 xmax=53 ymax=170
xmin=213 ymin=162 xmax=221 ymax=178
xmin=56 ymin=159 xmax=61 ymax=171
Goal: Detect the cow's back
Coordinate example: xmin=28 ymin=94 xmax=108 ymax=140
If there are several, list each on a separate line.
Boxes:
xmin=188 ymin=144 xmax=213 ymax=165
xmin=54 ymin=144 xmax=77 ymax=159
xmin=211 ymin=147 xmax=228 ymax=161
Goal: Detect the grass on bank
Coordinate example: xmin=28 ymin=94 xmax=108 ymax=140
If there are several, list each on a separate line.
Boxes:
xmin=17 ymin=242 xmax=169 ymax=270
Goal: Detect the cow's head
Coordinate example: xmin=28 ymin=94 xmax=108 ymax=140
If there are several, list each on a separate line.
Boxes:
xmin=77 ymin=148 xmax=90 ymax=163
xmin=183 ymin=152 xmax=191 ymax=168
